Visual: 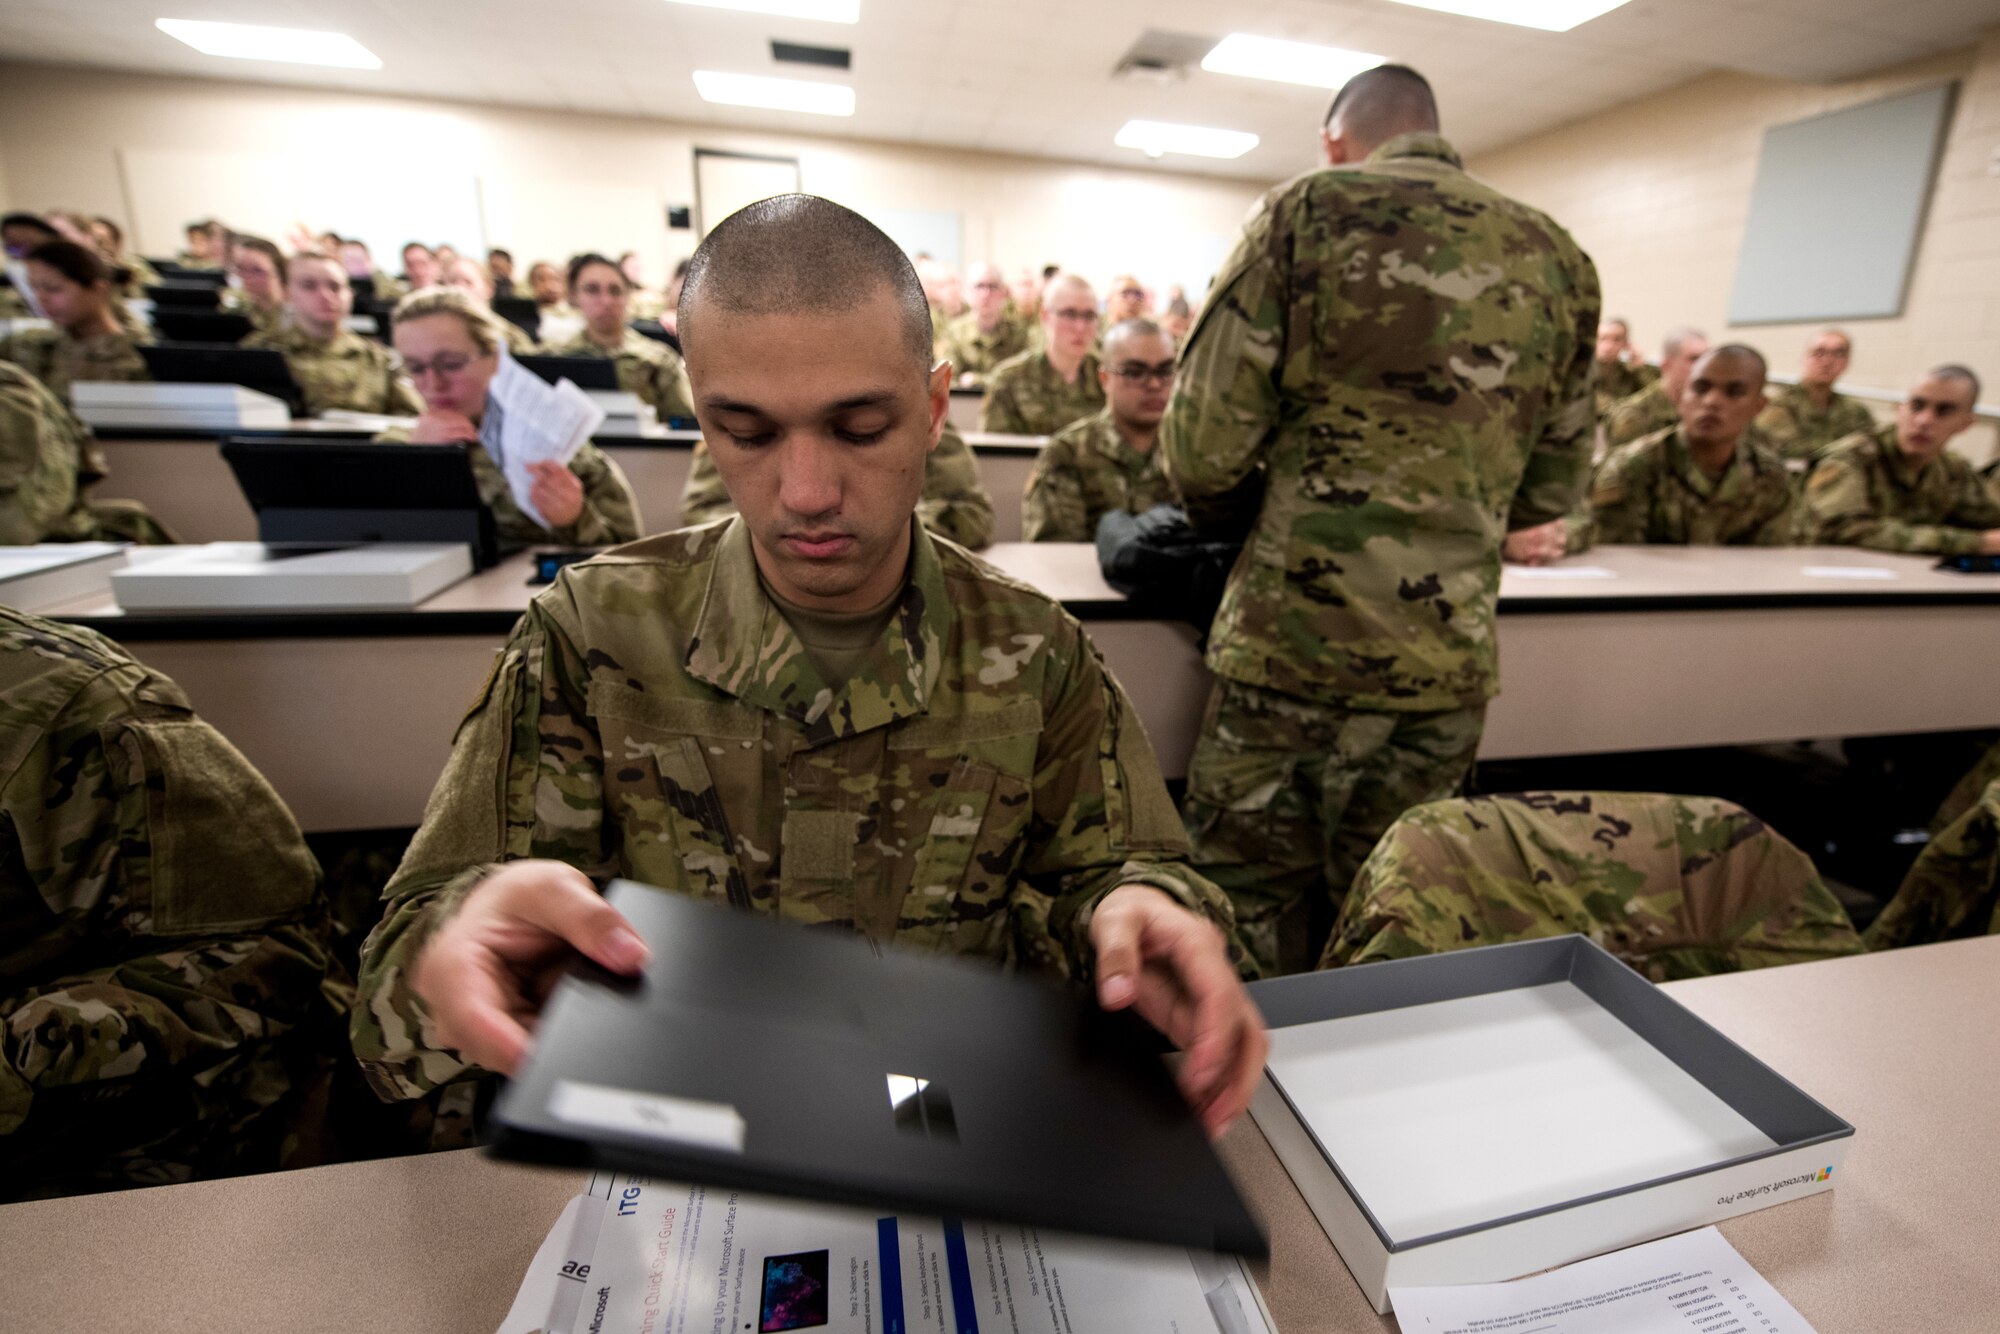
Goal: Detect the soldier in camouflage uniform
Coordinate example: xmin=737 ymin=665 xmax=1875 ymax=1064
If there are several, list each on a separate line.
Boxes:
xmin=1160 ymin=65 xmax=1601 ymax=977
xmin=1320 ymin=792 xmax=1864 ymax=978
xmin=1591 ymin=345 xmax=1797 ymax=546
xmin=1603 ymin=327 xmax=1709 ymax=448
xmin=937 ymin=263 xmax=1030 ymax=387
xmin=352 ymin=195 xmax=1266 ymax=1137
xmin=539 ymin=253 xmax=696 ymax=423
xmin=1023 ymin=319 xmax=1179 ymax=542
xmin=439 ymin=256 xmax=538 ymax=356
xmin=380 ymin=288 xmax=641 ymax=548
xmin=0 ymin=241 xmax=151 ymax=406
xmin=0 ymin=607 xmax=349 ymax=1199
xmin=0 ymin=362 xmax=169 ymax=545
xmin=244 ymin=253 xmax=422 ymax=417
xmin=1592 ymin=317 xmax=1658 ymax=420
xmin=1802 ymin=365 xmax=2000 ymax=555
xmin=978 ymin=274 xmax=1105 ymax=436
xmin=679 ymin=424 xmax=994 ymax=549
xmin=218 ymin=235 xmax=290 ymax=338
xmin=1864 ymin=775 xmax=2000 ymax=951
xmin=1756 ymin=329 xmax=1876 ymax=463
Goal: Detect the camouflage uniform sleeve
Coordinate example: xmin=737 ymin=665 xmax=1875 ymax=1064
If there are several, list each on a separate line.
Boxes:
xmin=1802 ymin=455 xmax=1984 ymax=554
xmin=978 ymin=375 xmax=1031 ymax=435
xmin=551 ymin=443 xmax=642 ymax=546
xmin=653 ymin=354 xmax=696 ymax=423
xmin=678 ymin=439 xmax=737 ymax=527
xmin=1021 ymin=435 xmax=1090 ymax=543
xmin=1603 ymin=396 xmax=1650 ymax=448
xmin=0 ymin=378 xmax=69 ymax=544
xmin=915 ymin=428 xmax=994 ymax=550
xmin=1748 ymin=485 xmax=1801 ymax=547
xmin=1508 ymin=249 xmax=1600 ymax=527
xmin=1947 ymin=469 xmax=2000 ymax=532
xmin=1018 ymin=620 xmax=1237 ymax=978
xmin=1159 ymin=198 xmax=1283 ymax=505
xmin=352 ymin=599 xmax=612 ymax=1099
xmin=1587 ymin=445 xmax=1649 ymax=545
xmin=2 ymin=664 xmax=332 ymax=1140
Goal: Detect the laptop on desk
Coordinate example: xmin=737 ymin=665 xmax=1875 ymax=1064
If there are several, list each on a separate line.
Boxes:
xmin=220 ymin=437 xmax=500 ymax=568
xmin=141 ymin=344 xmax=307 ymax=417
xmin=491 ymin=881 xmax=1267 ymax=1257
xmin=515 ymin=353 xmax=620 ymax=391
xmin=153 ymin=309 xmax=254 ymax=344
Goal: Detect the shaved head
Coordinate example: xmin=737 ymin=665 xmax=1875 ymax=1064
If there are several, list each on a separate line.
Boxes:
xmin=1700 ymin=343 xmax=1768 ymax=386
xmin=680 ymin=194 xmax=933 ymax=370
xmin=1324 ymin=64 xmax=1439 ymax=154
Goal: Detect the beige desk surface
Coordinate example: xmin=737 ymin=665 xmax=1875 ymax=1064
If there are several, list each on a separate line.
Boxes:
xmin=1 ymin=936 xmax=1991 ymax=1333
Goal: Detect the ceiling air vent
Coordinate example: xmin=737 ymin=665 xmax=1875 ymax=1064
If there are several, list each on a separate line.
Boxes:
xmin=1111 ymin=30 xmax=1217 ymax=85
xmin=771 ymin=40 xmax=851 ymax=70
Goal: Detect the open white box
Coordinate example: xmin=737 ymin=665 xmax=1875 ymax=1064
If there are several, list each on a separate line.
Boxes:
xmin=1248 ymin=937 xmax=1851 ymax=1314
xmin=111 ymin=542 xmax=472 ymax=611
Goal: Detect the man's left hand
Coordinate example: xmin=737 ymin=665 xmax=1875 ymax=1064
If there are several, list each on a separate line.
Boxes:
xmin=1089 ymin=884 xmax=1268 ymax=1138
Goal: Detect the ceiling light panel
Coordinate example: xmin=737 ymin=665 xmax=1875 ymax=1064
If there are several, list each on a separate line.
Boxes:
xmin=1383 ymin=0 xmax=1632 ymax=33
xmin=1115 ymin=120 xmax=1260 ymax=160
xmin=693 ymin=70 xmax=855 ymax=116
xmin=154 ymin=19 xmax=383 ymax=69
xmin=1201 ymin=34 xmax=1385 ymax=89
xmin=665 ymin=0 xmax=861 ymax=22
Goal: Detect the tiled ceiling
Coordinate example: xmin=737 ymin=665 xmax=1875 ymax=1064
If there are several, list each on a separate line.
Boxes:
xmin=0 ymin=0 xmax=1991 ymax=182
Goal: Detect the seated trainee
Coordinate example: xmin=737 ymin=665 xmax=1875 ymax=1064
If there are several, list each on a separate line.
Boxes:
xmin=979 ymin=274 xmax=1106 ymax=437
xmin=0 ymin=241 xmax=151 ymax=405
xmin=0 ymin=362 xmax=172 ymax=545
xmin=0 ymin=607 xmax=345 ymax=1199
xmin=1803 ymin=365 xmax=2000 ymax=555
xmin=1603 ymin=327 xmax=1707 ymax=447
xmin=1023 ymin=318 xmax=1180 ymax=542
xmin=351 ymin=195 xmax=1265 ymax=1138
xmin=382 ymin=288 xmax=640 ymax=548
xmin=678 ymin=424 xmax=995 ymax=550
xmin=439 ymin=256 xmax=537 ymax=354
xmin=220 ymin=235 xmax=290 ymax=335
xmin=1590 ymin=344 xmax=1797 ymax=546
xmin=537 ymin=253 xmax=695 ymax=422
xmin=243 ymin=251 xmax=423 ymax=417
xmin=1756 ymin=329 xmax=1874 ymax=462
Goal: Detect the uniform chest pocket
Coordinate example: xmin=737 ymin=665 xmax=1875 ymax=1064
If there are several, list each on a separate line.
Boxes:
xmin=592 ymin=683 xmax=755 ymax=909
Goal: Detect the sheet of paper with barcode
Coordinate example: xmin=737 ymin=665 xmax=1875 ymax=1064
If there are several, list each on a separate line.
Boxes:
xmin=1389 ymin=1226 xmax=1817 ymax=1333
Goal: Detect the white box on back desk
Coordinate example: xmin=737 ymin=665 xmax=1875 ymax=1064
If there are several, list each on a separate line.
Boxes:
xmin=70 ymin=382 xmax=291 ymax=430
xmin=111 ymin=543 xmax=473 ymax=611
xmin=1247 ymin=937 xmax=1852 ymax=1314
xmin=0 ymin=543 xmax=129 ymax=611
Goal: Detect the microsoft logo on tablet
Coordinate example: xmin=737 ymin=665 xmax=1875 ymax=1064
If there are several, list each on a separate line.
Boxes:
xmin=887 ymin=1074 xmax=958 ymax=1143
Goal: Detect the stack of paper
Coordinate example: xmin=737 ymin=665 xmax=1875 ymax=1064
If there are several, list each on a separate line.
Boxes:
xmin=71 ymin=381 xmax=291 ymax=430
xmin=487 ymin=353 xmax=607 ymax=528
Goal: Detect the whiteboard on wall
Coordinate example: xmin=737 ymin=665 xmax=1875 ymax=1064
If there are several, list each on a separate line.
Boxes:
xmin=864 ymin=208 xmax=963 ymax=271
xmin=118 ymin=147 xmax=484 ymax=264
xmin=694 ymin=150 xmax=800 ymax=235
xmin=1727 ymin=83 xmax=1957 ymax=325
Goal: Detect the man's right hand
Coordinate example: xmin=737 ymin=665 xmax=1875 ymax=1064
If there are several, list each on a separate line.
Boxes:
xmin=409 ymin=410 xmax=480 ymax=444
xmin=1503 ymin=519 xmax=1568 ymax=566
xmin=1979 ymin=529 xmax=2000 ymax=556
xmin=410 ymin=860 xmax=650 ymax=1076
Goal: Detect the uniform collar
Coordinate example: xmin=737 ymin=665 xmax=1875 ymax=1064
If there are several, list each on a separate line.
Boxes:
xmin=1366 ymin=132 xmax=1463 ymax=169
xmin=1879 ymin=423 xmax=1944 ymax=492
xmin=1666 ymin=426 xmax=1751 ymax=499
xmin=685 ymin=516 xmax=949 ymax=742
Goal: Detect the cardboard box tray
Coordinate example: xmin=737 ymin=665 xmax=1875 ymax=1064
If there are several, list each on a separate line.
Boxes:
xmin=1246 ymin=936 xmax=1852 ymax=1313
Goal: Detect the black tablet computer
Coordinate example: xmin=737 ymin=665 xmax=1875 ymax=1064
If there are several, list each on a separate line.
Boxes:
xmin=140 ymin=343 xmax=306 ymax=417
xmin=490 ymin=881 xmax=1266 ymax=1257
xmin=153 ymin=309 xmax=255 ymax=345
xmin=219 ymin=437 xmax=499 ymax=568
xmin=515 ymin=353 xmax=621 ymax=391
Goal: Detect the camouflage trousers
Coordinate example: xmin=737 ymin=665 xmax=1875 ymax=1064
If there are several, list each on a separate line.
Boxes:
xmin=1180 ymin=678 xmax=1486 ymax=977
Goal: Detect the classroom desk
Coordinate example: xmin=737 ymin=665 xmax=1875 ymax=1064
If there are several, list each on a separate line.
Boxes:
xmin=93 ymin=425 xmax=1049 ymax=545
xmin=38 ymin=543 xmax=2000 ymax=832
xmin=1 ymin=936 xmax=1990 ymax=1332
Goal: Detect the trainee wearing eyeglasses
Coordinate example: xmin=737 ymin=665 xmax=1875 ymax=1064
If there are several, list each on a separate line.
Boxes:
xmin=1022 ymin=318 xmax=1183 ymax=543
xmin=382 ymin=288 xmax=642 ymax=549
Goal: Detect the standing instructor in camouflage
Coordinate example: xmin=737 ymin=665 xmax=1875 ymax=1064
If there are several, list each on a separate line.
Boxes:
xmin=1161 ymin=65 xmax=1601 ymax=976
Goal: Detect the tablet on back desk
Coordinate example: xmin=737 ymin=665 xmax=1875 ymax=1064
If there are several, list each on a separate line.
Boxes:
xmin=490 ymin=881 xmax=1266 ymax=1257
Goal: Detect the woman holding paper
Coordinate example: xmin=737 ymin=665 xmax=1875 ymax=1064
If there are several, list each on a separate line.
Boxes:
xmin=383 ymin=288 xmax=642 ymax=548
